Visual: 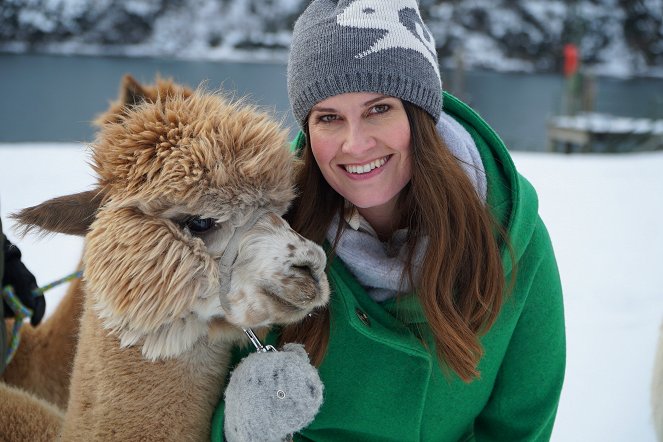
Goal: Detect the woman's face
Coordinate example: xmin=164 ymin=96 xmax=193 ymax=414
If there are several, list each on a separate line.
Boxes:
xmin=307 ymin=92 xmax=412 ymax=222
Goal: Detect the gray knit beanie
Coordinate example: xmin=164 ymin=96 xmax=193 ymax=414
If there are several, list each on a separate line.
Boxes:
xmin=287 ymin=0 xmax=443 ymax=126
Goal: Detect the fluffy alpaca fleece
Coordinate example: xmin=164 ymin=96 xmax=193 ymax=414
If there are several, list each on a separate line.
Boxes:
xmin=0 ymin=77 xmax=192 ymax=410
xmin=85 ymin=83 xmax=321 ymax=359
xmin=653 ymin=320 xmax=663 ymax=440
xmin=7 ymin=76 xmax=329 ymax=441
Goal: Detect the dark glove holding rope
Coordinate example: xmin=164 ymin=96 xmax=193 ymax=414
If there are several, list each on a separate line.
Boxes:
xmin=2 ymin=236 xmax=45 ymax=326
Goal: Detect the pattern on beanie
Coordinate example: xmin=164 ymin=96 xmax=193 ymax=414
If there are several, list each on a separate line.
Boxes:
xmin=336 ymin=0 xmax=441 ymax=82
xmin=287 ymin=0 xmax=444 ymax=124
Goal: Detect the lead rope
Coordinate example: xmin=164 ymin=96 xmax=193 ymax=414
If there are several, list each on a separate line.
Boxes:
xmin=2 ymin=270 xmax=83 ymax=365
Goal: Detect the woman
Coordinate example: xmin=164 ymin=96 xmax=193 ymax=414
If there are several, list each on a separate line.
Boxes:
xmin=213 ymin=0 xmax=565 ymax=440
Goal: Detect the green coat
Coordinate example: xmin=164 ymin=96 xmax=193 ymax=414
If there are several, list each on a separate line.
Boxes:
xmin=211 ymin=93 xmax=565 ymax=441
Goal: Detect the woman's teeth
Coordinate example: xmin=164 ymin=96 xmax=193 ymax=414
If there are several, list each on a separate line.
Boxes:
xmin=344 ymin=156 xmax=388 ymax=174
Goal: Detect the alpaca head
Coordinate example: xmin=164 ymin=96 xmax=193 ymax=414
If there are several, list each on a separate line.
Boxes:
xmin=14 ymin=76 xmax=330 ymax=360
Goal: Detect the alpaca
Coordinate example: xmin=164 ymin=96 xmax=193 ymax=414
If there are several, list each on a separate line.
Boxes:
xmin=4 ymin=76 xmax=330 ymax=441
xmin=1 ymin=76 xmax=194 ymax=409
xmin=653 ymin=320 xmax=663 ymax=440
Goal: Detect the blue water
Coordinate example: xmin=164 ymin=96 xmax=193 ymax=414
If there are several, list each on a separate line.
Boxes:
xmin=1 ymin=53 xmax=662 ymax=150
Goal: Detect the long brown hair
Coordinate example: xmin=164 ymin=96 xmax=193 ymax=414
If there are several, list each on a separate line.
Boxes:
xmin=281 ymin=101 xmax=509 ymax=382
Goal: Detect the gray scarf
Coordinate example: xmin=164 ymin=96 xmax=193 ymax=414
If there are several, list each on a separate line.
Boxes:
xmin=326 ymin=112 xmax=486 ymax=302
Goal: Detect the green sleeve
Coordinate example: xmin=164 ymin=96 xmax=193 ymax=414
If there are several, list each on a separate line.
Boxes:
xmin=210 ymin=400 xmax=225 ymax=442
xmin=474 ymin=218 xmax=566 ymax=441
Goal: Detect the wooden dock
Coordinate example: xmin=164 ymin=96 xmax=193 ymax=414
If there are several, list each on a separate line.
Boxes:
xmin=548 ymin=113 xmax=663 ymax=153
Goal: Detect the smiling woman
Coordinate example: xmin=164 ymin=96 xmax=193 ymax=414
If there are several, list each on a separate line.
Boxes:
xmin=211 ymin=0 xmax=566 ymax=441
xmin=307 ymin=92 xmax=412 ymax=237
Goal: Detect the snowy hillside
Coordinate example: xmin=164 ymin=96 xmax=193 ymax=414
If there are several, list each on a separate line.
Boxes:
xmin=1 ymin=0 xmax=662 ymax=78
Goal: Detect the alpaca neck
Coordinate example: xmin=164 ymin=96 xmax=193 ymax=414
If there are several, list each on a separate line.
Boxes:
xmin=61 ymin=295 xmax=233 ymax=441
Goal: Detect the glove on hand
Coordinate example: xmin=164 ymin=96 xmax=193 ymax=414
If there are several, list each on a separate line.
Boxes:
xmin=224 ymin=343 xmax=324 ymax=442
xmin=2 ymin=236 xmax=45 ymax=326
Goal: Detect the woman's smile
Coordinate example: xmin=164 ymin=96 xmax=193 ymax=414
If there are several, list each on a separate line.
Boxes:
xmin=341 ymin=155 xmax=390 ymax=176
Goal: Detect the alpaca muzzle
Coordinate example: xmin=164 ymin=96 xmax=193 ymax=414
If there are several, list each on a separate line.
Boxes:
xmin=217 ymin=208 xmax=269 ymax=309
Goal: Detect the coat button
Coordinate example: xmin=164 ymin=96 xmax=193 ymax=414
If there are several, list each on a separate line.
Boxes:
xmin=355 ymin=308 xmax=371 ymax=327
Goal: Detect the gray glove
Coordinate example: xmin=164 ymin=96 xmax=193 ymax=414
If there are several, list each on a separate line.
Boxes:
xmin=224 ymin=343 xmax=324 ymax=442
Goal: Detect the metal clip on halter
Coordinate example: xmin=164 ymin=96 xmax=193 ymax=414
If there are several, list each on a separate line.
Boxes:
xmin=242 ymin=328 xmax=277 ymax=353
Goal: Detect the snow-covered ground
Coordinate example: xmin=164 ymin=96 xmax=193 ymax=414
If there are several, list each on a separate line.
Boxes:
xmin=1 ymin=143 xmax=662 ymax=441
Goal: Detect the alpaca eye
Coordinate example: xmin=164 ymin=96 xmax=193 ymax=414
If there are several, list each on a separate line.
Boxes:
xmin=184 ymin=217 xmax=216 ymax=233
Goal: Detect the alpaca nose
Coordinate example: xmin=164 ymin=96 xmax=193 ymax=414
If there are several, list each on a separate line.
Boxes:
xmin=291 ymin=263 xmax=315 ymax=281
xmin=289 ymin=243 xmax=326 ymax=285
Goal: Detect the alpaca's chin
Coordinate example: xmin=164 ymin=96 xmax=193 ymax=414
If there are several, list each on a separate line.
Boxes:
xmin=221 ymin=285 xmax=327 ymax=330
xmin=113 ymin=318 xmax=210 ymax=361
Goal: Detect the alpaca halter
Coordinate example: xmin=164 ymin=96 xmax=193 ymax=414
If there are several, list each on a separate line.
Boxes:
xmin=217 ymin=208 xmax=270 ymax=305
xmin=219 ymin=213 xmax=299 ymax=442
xmin=216 ymin=209 xmax=283 ymax=370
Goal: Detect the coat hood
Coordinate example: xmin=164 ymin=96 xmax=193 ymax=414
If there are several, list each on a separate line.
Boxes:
xmin=442 ymin=92 xmax=539 ymax=277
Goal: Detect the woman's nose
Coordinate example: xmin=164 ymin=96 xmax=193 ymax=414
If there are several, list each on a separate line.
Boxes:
xmin=341 ymin=121 xmax=376 ymax=155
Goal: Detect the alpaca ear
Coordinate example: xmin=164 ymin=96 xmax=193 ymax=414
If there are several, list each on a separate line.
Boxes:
xmin=93 ymin=74 xmax=150 ymax=127
xmin=119 ymin=74 xmax=149 ymax=107
xmin=11 ymin=189 xmax=104 ymax=237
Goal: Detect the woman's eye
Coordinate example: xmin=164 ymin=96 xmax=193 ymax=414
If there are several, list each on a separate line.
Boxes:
xmin=184 ymin=217 xmax=216 ymax=233
xmin=319 ymin=114 xmax=338 ymax=123
xmin=371 ymin=104 xmax=390 ymax=114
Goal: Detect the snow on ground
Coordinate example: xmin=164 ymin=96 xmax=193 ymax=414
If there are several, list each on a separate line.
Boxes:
xmin=1 ymin=143 xmax=662 ymax=441
xmin=513 ymin=151 xmax=663 ymax=441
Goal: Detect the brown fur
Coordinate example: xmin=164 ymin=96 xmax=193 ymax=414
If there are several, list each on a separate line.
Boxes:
xmin=91 ymin=87 xmax=294 ymax=214
xmin=13 ymin=191 xmax=103 ymax=237
xmin=2 ymin=75 xmax=329 ymax=441
xmin=0 ymin=383 xmax=63 ymax=441
xmin=93 ymin=74 xmax=194 ymax=127
xmin=60 ymin=296 xmax=235 ymax=440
